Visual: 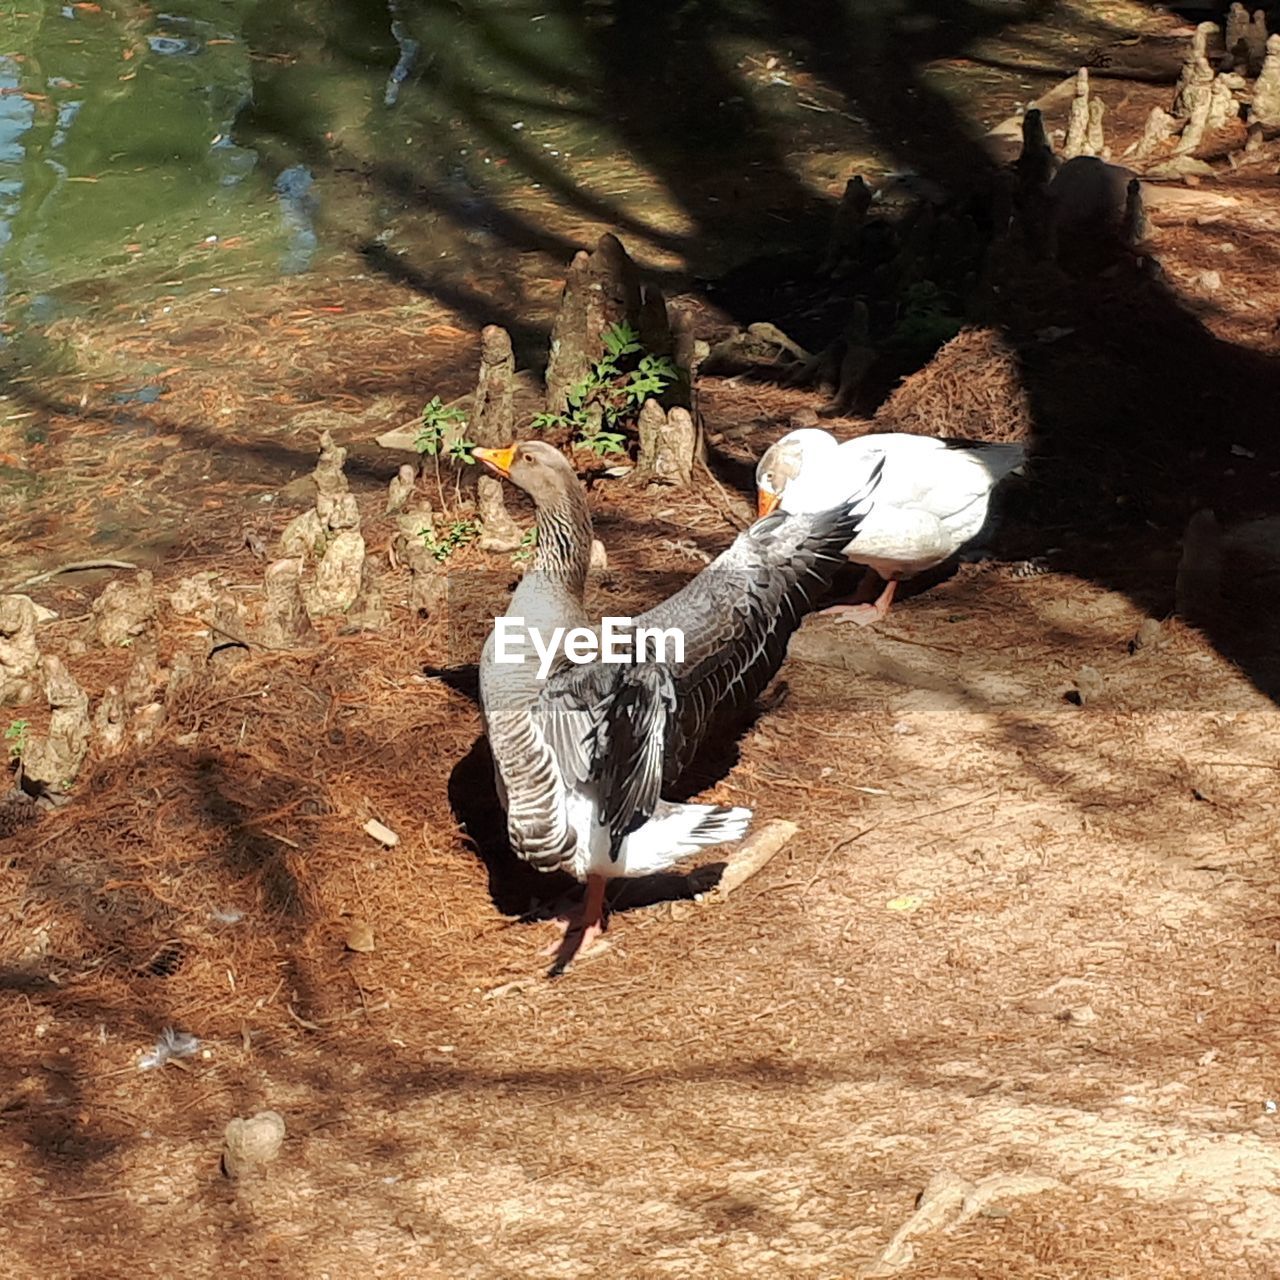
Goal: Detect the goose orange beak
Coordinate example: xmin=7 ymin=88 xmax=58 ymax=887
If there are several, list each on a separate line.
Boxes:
xmin=474 ymin=444 xmax=517 ymax=477
xmin=757 ymin=489 xmax=781 ymax=518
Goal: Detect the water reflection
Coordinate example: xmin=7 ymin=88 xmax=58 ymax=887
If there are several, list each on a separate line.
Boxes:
xmin=0 ymin=54 xmax=36 ymax=339
xmin=274 ymin=163 xmax=318 ymax=275
xmin=0 ymin=0 xmax=262 ymax=335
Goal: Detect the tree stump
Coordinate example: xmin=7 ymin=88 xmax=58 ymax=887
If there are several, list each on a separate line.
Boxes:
xmin=394 ymin=508 xmax=447 ymax=619
xmin=0 ymin=594 xmax=41 ymax=705
xmin=637 ymin=400 xmax=697 ymax=487
xmin=586 ymin=232 xmax=642 ymax=341
xmin=545 ymin=234 xmax=644 ymax=415
xmin=545 ymin=251 xmax=592 ymax=415
xmin=1249 ymin=35 xmax=1280 ymax=127
xmin=822 ymin=175 xmax=874 ymax=273
xmin=470 ymin=324 xmax=520 ymax=536
xmin=1015 ymin=109 xmax=1056 ymax=193
xmin=1064 ymin=68 xmax=1091 ymax=158
xmin=1174 ymin=53 xmax=1216 ymax=157
xmin=386 ymin=463 xmax=416 ymax=514
xmin=477 ymin=475 xmax=524 ymax=552
xmin=471 ymin=324 xmax=516 ymax=447
xmin=21 ymin=657 xmax=90 ymax=794
xmin=122 ymin=639 xmax=162 ymax=710
xmin=1132 ymin=106 xmax=1180 ymax=159
xmin=307 ymin=530 xmax=366 ymax=617
xmin=1227 ymin=3 xmax=1250 ymax=66
xmin=1246 ymin=10 xmax=1269 ymax=76
xmin=1086 ymin=98 xmax=1107 ymax=157
xmin=1176 ymin=509 xmax=1222 ymax=625
xmin=90 ymin=571 xmax=156 ymax=648
xmin=821 ymin=300 xmax=873 ymax=418
xmin=637 ymin=284 xmax=675 ymax=359
xmin=670 ymin=304 xmax=699 ymax=416
xmin=1122 ymin=178 xmax=1152 ymax=248
xmin=94 ymin=687 xmax=127 ymax=757
xmin=347 ymin=556 xmax=392 ymax=632
xmin=1207 ymin=73 xmax=1239 ymax=129
xmin=260 ymin=558 xmax=315 ymax=648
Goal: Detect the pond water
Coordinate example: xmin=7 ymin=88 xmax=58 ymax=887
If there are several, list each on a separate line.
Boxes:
xmin=0 ymin=0 xmax=1126 ymax=576
xmin=5 ymin=0 xmax=1058 ymax=344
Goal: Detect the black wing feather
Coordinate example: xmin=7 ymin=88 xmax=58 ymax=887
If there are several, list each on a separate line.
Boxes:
xmin=538 ymin=456 xmax=883 ymax=851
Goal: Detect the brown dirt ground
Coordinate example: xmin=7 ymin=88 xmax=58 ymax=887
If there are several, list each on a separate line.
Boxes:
xmin=5 ymin=17 xmax=1280 ymax=1280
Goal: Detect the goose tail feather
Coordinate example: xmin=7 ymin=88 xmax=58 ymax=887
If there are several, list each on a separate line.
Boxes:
xmin=618 ymin=802 xmax=752 ymax=876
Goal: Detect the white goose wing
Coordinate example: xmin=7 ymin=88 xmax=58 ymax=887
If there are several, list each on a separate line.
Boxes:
xmin=841 ymin=435 xmax=1024 ymax=523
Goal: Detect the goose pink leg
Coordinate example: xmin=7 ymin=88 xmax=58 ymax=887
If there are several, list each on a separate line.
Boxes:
xmin=823 ymin=575 xmax=899 ymax=626
xmin=542 ymin=873 xmax=608 ymax=973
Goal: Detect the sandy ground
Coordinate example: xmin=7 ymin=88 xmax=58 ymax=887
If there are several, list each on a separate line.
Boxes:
xmin=3 ymin=462 xmax=1280 ymax=1279
xmin=4 ymin=6 xmax=1280 ymax=1277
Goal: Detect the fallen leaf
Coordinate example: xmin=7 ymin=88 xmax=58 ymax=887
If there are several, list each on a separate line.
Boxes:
xmin=363 ymin=818 xmax=400 ymax=847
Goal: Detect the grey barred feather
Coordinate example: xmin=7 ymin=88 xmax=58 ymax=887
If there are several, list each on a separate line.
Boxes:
xmin=484 ymin=704 xmax=577 ymax=868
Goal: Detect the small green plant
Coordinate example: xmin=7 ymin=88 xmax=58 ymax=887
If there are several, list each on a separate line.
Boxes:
xmin=416 ymin=396 xmax=470 ymax=456
xmin=511 ymin=526 xmax=538 ymax=567
xmin=419 ymin=517 xmax=481 ymax=563
xmin=417 ymin=396 xmax=477 ymax=507
xmin=4 ymin=719 xmax=29 ymax=761
xmin=888 ymin=281 xmax=964 ymax=351
xmin=533 ymin=321 xmax=678 ymax=456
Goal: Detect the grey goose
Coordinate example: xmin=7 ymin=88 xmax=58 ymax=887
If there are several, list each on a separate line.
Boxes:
xmin=475 ymin=440 xmax=882 ymax=968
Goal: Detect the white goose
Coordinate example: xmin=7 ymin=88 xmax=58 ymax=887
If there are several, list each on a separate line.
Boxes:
xmin=756 ymin=427 xmax=1026 ymax=624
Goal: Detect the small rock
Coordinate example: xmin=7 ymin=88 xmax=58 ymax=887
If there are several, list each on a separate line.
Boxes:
xmin=1129 ymin=617 xmax=1166 ymax=653
xmin=1197 ymin=269 xmax=1223 ymax=291
xmin=1060 ymin=1003 xmax=1098 ymax=1025
xmin=1065 ymin=665 xmax=1104 ymax=706
xmin=222 ymin=1110 xmax=286 ymax=1179
xmin=345 ymin=920 xmax=376 ymax=953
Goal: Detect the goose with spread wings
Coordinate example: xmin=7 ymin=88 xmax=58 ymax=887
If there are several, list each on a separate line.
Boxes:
xmin=475 ymin=440 xmax=882 ymax=967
